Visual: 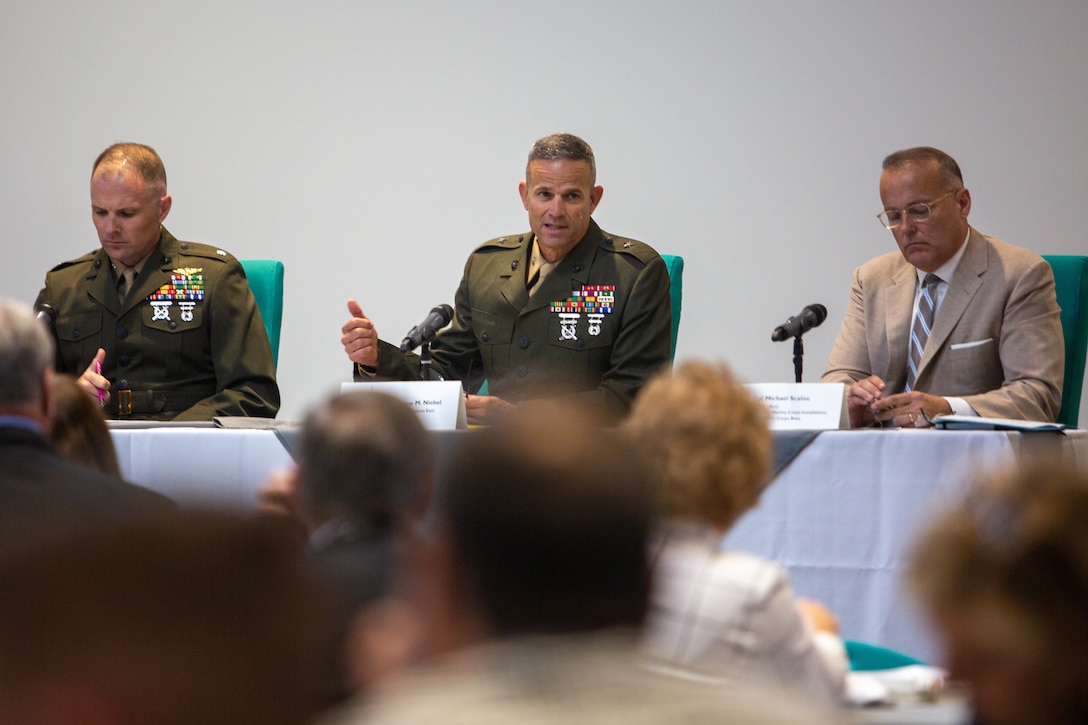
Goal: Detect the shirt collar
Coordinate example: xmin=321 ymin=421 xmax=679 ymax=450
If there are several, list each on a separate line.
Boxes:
xmin=918 ymin=227 xmax=971 ymax=285
xmin=0 ymin=415 xmax=44 ymax=434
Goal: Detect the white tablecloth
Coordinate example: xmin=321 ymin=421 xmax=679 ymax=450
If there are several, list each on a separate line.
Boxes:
xmin=110 ymin=425 xmax=1088 ymax=666
xmin=726 ymin=428 xmax=1088 ymax=666
xmin=111 ymin=426 xmax=295 ymax=509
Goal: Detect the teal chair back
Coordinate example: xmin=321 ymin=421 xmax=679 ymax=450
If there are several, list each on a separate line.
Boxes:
xmin=1042 ymin=255 xmax=1088 ymax=427
xmin=660 ymin=254 xmax=684 ymax=362
xmin=239 ymin=259 xmax=284 ymax=369
xmin=844 ymin=640 xmax=924 ymax=671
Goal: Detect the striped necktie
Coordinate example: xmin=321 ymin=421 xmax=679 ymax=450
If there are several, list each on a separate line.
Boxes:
xmin=905 ymin=273 xmax=940 ymax=392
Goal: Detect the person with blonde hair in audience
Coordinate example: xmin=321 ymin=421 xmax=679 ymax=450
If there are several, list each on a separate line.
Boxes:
xmin=48 ymin=372 xmax=122 ymax=477
xmin=626 ymin=360 xmax=847 ymax=707
xmin=910 ymin=463 xmax=1088 ymax=725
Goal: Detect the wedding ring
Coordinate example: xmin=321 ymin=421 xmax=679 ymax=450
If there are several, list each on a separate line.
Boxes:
xmin=908 ymin=412 xmax=917 ymax=424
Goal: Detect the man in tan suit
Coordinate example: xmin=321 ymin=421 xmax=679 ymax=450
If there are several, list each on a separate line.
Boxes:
xmin=822 ymin=147 xmax=1063 ymax=427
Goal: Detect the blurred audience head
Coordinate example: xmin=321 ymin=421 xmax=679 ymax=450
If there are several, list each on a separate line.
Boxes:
xmin=48 ymin=372 xmax=121 ymax=477
xmin=0 ymin=511 xmax=330 ymax=725
xmin=910 ymin=463 xmax=1088 ymax=725
xmin=424 ymin=401 xmax=653 ymax=646
xmin=625 ymin=359 xmax=772 ymax=531
xmin=0 ymin=298 xmax=55 ymax=422
xmin=294 ymin=390 xmax=434 ymax=534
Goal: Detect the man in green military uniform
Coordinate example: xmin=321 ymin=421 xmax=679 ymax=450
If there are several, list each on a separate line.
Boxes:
xmin=34 ymin=143 xmax=279 ymax=421
xmin=340 ymin=133 xmax=671 ymax=424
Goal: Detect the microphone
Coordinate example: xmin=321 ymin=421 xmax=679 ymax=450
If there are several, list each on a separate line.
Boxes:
xmin=771 ymin=304 xmax=827 ymax=342
xmin=400 ymin=304 xmax=454 ymax=353
xmin=36 ymin=302 xmax=57 ymax=328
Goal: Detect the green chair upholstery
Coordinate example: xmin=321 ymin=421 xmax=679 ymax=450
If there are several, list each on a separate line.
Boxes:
xmin=239 ymin=259 xmax=284 ymax=369
xmin=844 ymin=640 xmax=924 ymax=671
xmin=660 ymin=254 xmax=684 ymax=362
xmin=1042 ymin=255 xmax=1088 ymax=427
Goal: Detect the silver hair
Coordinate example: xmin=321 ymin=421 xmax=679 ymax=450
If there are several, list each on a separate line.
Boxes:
xmin=0 ymin=299 xmax=54 ymax=407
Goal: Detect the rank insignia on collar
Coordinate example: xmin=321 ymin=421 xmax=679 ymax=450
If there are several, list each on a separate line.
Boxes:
xmin=150 ymin=268 xmax=206 ymax=302
xmin=549 ymin=285 xmax=615 ymax=338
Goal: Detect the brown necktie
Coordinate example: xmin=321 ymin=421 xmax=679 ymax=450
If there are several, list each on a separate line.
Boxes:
xmin=117 ymin=266 xmax=137 ymax=303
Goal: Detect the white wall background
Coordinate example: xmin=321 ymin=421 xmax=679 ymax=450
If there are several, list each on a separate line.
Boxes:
xmin=2 ymin=1 xmax=1085 ymax=424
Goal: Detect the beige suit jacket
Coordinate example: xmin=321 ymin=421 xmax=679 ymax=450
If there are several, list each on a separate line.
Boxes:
xmin=821 ymin=228 xmax=1064 ymax=422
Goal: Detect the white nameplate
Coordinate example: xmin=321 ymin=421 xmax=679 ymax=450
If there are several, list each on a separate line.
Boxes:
xmin=745 ymin=383 xmax=848 ymax=430
xmin=341 ymin=381 xmax=468 ymax=430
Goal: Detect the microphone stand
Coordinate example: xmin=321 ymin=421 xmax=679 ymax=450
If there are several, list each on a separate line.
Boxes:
xmin=792 ymin=335 xmax=805 ymax=383
xmin=419 ymin=342 xmax=435 ymax=380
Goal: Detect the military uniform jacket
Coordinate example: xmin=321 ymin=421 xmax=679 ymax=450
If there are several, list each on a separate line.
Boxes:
xmin=35 ymin=228 xmax=280 ymax=421
xmin=361 ymin=219 xmax=672 ymax=421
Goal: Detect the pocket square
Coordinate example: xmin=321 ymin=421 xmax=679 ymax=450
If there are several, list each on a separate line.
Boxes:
xmin=950 ymin=338 xmax=993 ymax=350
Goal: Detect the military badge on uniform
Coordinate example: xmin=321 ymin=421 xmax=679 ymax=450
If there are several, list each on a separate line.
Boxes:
xmin=151 ymin=301 xmax=172 ymax=321
xmin=146 ymin=268 xmax=205 ymax=324
xmin=550 ymin=286 xmax=615 ymax=340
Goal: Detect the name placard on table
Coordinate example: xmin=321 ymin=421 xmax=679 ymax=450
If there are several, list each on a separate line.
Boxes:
xmin=745 ymin=382 xmax=848 ymax=430
xmin=341 ymin=381 xmax=468 ymax=430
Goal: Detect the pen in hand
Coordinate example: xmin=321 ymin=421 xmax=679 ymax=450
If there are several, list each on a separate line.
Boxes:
xmin=95 ymin=360 xmax=105 ymax=405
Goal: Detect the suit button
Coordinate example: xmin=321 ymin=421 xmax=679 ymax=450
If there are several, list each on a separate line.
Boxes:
xmin=518 ymin=335 xmax=530 ymax=349
xmin=576 ymin=339 xmax=585 ymax=349
xmin=118 ymin=354 xmax=131 ymax=366
xmin=116 ymin=326 xmax=128 ymax=339
xmin=481 ymin=332 xmax=490 ymax=343
xmin=169 ymin=321 xmax=177 ymax=329
xmin=572 ymin=264 xmax=584 ymax=273
xmin=72 ymin=329 xmax=81 ymax=339
xmin=517 ymin=365 xmax=528 ymax=378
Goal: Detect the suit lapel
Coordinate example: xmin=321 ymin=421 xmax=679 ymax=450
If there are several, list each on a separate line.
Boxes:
xmin=915 ymin=229 xmax=986 ymax=383
xmin=498 ymin=239 xmax=532 ymax=312
xmin=86 ymin=249 xmax=124 ymax=314
xmin=885 ymin=261 xmax=917 ymax=390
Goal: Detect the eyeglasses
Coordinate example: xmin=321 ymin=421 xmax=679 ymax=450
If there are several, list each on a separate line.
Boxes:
xmin=876 ymin=189 xmax=957 ymax=229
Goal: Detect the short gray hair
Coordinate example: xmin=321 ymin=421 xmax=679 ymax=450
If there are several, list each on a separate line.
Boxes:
xmin=0 ymin=299 xmax=54 ymax=408
xmin=527 ymin=133 xmax=596 ymax=184
xmin=882 ymin=146 xmax=964 ymax=189
xmin=92 ymin=142 xmax=168 ymax=197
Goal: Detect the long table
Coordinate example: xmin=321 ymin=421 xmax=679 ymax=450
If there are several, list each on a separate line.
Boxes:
xmin=111 ymin=423 xmax=296 ymax=509
xmin=110 ymin=424 xmax=1088 ymax=665
xmin=727 ymin=428 xmax=1088 ymax=665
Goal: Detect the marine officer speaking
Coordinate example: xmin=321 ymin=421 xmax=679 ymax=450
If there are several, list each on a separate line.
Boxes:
xmin=340 ymin=133 xmax=672 ymax=425
xmin=34 ymin=143 xmax=279 ymax=421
